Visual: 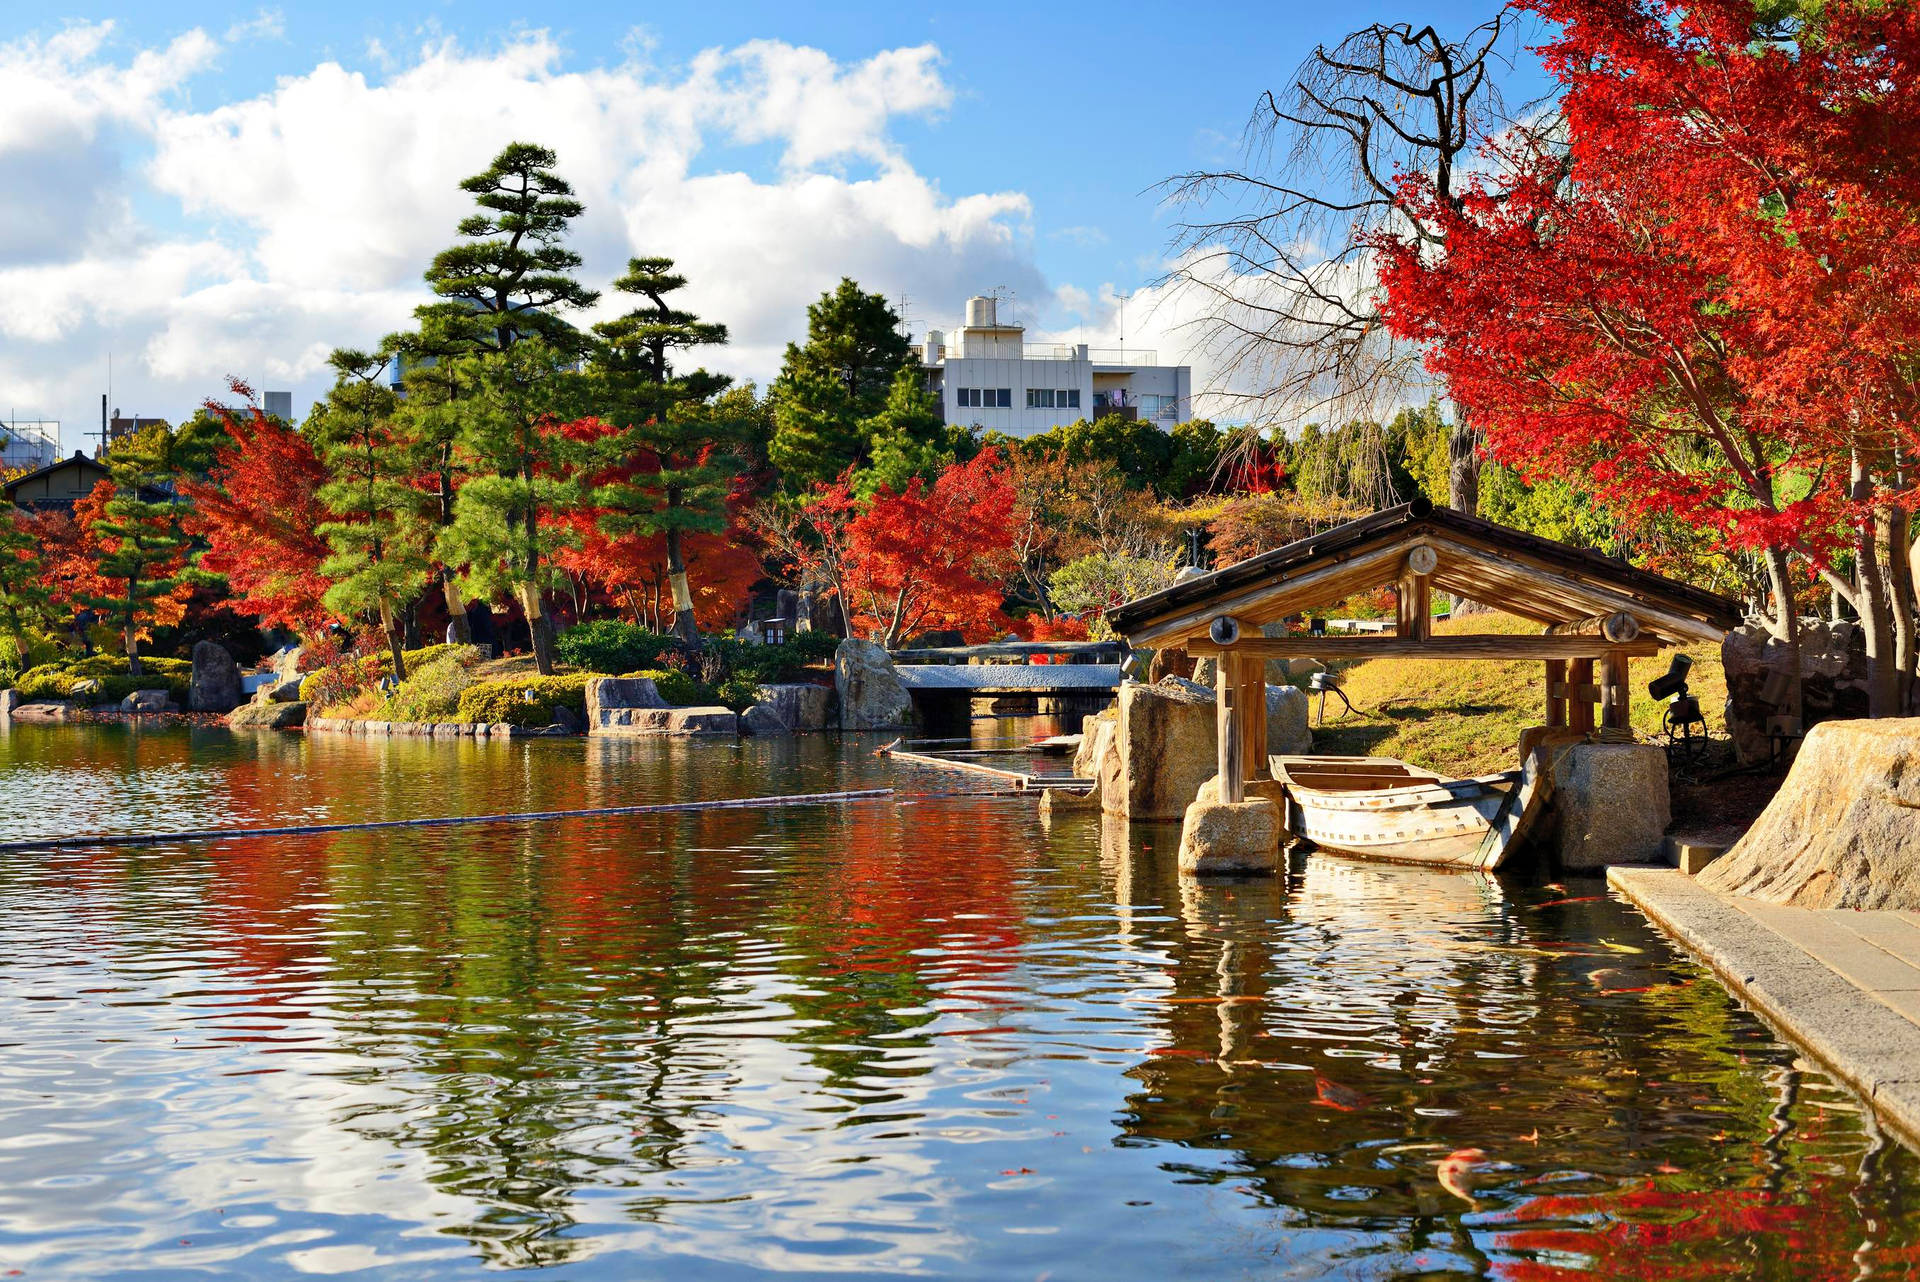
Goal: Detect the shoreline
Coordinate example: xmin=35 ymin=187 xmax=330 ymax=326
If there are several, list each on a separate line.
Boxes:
xmin=1608 ymin=866 xmax=1920 ymax=1152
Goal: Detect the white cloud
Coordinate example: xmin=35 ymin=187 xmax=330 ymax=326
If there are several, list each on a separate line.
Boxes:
xmin=0 ymin=26 xmax=1035 ymax=438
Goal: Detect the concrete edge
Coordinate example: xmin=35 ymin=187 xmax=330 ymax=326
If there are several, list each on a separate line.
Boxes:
xmin=1608 ymin=866 xmax=1920 ymax=1153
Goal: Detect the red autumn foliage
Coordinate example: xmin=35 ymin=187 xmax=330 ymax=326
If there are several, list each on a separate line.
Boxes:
xmin=801 ymin=449 xmax=1019 ymax=648
xmin=180 ymin=389 xmax=335 ymax=635
xmin=68 ymin=480 xmax=194 ymax=637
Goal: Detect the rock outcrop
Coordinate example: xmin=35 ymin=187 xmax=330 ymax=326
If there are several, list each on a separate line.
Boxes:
xmin=1102 ymin=677 xmax=1218 ymax=821
xmin=1700 ymin=718 xmax=1920 ymax=909
xmin=189 ymin=641 xmax=244 ymax=713
xmin=12 ymin=702 xmax=79 ymax=722
xmin=120 ymin=689 xmax=175 ymax=713
xmin=594 ymin=706 xmax=739 ymax=736
xmin=228 ymin=700 xmax=307 ymax=729
xmin=585 ymin=676 xmax=667 ymax=733
xmin=1267 ymin=684 xmax=1312 ymax=756
xmin=740 ymin=704 xmax=790 ymax=735
xmin=755 ymin=683 xmax=834 ymax=732
xmin=1546 ymin=742 xmax=1670 ymax=869
xmin=835 ymin=639 xmax=911 ymax=730
xmin=1722 ymin=619 xmax=1872 ymax=763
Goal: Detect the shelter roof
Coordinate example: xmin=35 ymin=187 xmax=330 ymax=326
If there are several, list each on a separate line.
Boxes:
xmin=1107 ymin=499 xmax=1741 ymax=648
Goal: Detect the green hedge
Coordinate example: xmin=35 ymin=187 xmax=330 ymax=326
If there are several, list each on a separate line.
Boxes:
xmin=299 ymin=642 xmax=468 ymax=705
xmin=368 ymin=648 xmax=483 ymax=722
xmin=555 ymin=620 xmax=675 ymax=674
xmin=15 ymin=658 xmax=192 ymax=704
xmin=623 ymin=668 xmax=710 ymax=708
xmin=456 ymin=674 xmax=593 ymax=727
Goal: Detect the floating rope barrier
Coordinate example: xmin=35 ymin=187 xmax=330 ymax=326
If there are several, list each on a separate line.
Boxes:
xmin=0 ymin=788 xmax=899 ymax=854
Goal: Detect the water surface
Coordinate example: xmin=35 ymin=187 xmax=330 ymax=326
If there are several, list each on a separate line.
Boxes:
xmin=0 ymin=721 xmax=1914 ymax=1279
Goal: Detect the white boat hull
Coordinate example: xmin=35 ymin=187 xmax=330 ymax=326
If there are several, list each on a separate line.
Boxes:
xmin=1272 ymin=754 xmax=1549 ymax=871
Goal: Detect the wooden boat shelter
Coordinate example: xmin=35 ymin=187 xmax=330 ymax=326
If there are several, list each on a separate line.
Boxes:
xmin=1105 ymin=498 xmax=1743 ymax=803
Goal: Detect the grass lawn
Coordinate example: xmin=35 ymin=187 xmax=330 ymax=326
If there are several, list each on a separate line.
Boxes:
xmin=1304 ymin=611 xmax=1727 ymax=777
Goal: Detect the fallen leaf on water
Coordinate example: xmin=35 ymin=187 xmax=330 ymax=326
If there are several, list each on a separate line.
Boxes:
xmin=1437 ymin=1148 xmax=1487 ymax=1204
xmin=1314 ymin=1074 xmax=1371 ymax=1111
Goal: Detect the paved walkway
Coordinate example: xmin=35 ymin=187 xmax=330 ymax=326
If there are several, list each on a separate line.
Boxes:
xmin=1609 ymin=866 xmax=1920 ymax=1150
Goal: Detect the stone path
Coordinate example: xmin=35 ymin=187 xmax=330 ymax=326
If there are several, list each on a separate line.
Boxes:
xmin=1608 ymin=866 xmax=1920 ymax=1151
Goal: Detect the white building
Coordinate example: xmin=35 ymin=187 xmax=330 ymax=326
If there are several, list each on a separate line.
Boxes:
xmin=912 ymin=295 xmax=1192 ymax=438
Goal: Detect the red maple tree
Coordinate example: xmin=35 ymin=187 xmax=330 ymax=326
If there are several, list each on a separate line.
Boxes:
xmin=801 ymin=448 xmax=1019 ymax=648
xmin=180 ymin=387 xmax=335 ymax=636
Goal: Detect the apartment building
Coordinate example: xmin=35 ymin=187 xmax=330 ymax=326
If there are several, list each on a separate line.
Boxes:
xmin=911 ymin=295 xmax=1191 ymax=438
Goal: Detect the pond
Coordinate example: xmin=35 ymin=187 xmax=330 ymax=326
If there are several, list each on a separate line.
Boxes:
xmin=0 ymin=720 xmax=1915 ymax=1279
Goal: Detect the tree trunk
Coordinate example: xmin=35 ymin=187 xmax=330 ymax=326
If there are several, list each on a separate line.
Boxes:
xmin=664 ymin=526 xmax=701 ymax=647
xmin=1446 ymin=424 xmax=1480 ymax=516
xmin=1852 ymin=457 xmax=1899 ymax=717
xmin=1761 ymin=546 xmax=1804 ymax=733
xmin=443 ymin=572 xmax=472 ymax=645
xmin=124 ymin=579 xmax=142 ymax=678
xmin=378 ymin=599 xmax=408 ymax=683
xmin=517 ymin=583 xmax=555 ymax=676
xmin=1883 ymin=504 xmax=1916 ymax=713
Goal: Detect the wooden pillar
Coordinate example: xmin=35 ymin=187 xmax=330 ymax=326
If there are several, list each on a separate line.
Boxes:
xmin=1409 ymin=573 xmax=1431 ymax=643
xmin=1600 ymin=650 xmax=1631 ymax=732
xmin=1545 ymin=658 xmax=1567 ymax=728
xmin=1235 ymin=653 xmax=1269 ymax=781
xmin=1216 ymin=671 xmax=1244 ymax=803
xmin=1569 ymin=658 xmax=1596 ymax=733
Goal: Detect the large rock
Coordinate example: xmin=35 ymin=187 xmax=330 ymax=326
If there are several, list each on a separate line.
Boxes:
xmin=1267 ymin=684 xmax=1312 ymax=756
xmin=585 ymin=676 xmax=667 ymax=733
xmin=835 ymin=638 xmax=911 ymax=730
xmin=189 ymin=641 xmax=244 ymax=713
xmin=740 ymin=704 xmax=789 ymax=735
xmin=0 ymin=689 xmax=18 ymax=719
xmin=1104 ymin=677 xmax=1218 ymax=821
xmin=120 ymin=689 xmax=175 ymax=714
xmin=756 ymin=683 xmax=834 ymax=732
xmin=1723 ymin=619 xmax=1872 ymax=763
xmin=11 ymin=702 xmax=79 ymax=722
xmin=1547 ymin=742 xmax=1670 ymax=869
xmin=227 ymin=700 xmax=307 ymax=729
xmin=1700 ymin=718 xmax=1920 ymax=909
xmin=1178 ymin=798 xmax=1280 ymax=875
xmin=595 ymin=706 xmax=739 ymax=737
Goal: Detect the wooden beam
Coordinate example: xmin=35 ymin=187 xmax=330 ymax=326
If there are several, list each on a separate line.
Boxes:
xmin=1235 ymin=654 xmax=1269 ymax=781
xmin=1569 ymin=658 xmax=1596 ymax=733
xmin=1216 ymin=676 xmax=1244 ymax=803
xmin=1601 ymin=650 xmax=1631 ymax=731
xmin=1124 ymin=541 xmax=1410 ymax=646
xmin=1421 ymin=534 xmax=1725 ymax=644
xmin=1184 ymin=635 xmax=1663 ymax=661
xmin=1546 ymin=658 xmax=1567 ymax=727
xmin=1545 ymin=612 xmax=1641 ymax=643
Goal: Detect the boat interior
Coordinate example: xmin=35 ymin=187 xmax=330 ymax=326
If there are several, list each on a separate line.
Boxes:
xmin=1271 ymin=757 xmax=1440 ymax=793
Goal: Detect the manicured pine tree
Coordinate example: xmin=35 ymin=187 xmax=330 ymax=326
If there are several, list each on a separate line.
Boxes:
xmin=436 ymin=340 xmax=584 ymax=675
xmin=590 ymin=256 xmax=745 ymax=645
xmin=81 ymin=420 xmax=219 ymax=676
xmin=310 ymin=350 xmax=430 ymax=682
xmin=420 ymin=141 xmax=600 ymax=354
xmin=769 ymin=279 xmax=912 ymax=488
xmin=385 ymin=319 xmax=481 ymax=643
xmin=855 ymin=367 xmax=953 ymax=497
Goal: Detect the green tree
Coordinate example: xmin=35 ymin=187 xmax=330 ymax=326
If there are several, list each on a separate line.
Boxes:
xmin=1166 ymin=419 xmax=1226 ymax=498
xmin=769 ymin=279 xmax=912 ymax=487
xmin=82 ymin=420 xmax=219 ymax=675
xmin=855 ymin=368 xmax=956 ymax=496
xmin=386 ymin=320 xmax=482 ymax=643
xmin=420 ymin=141 xmax=599 ymax=355
xmin=1023 ymin=414 xmax=1176 ymax=493
xmin=437 ymin=340 xmax=584 ymax=675
xmin=590 ymin=256 xmax=742 ymax=645
xmin=311 ymin=350 xmax=431 ymax=682
xmin=0 ymin=513 xmax=55 ymax=668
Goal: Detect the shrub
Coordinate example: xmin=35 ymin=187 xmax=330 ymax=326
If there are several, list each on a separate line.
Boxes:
xmin=624 ymin=668 xmax=710 ymax=708
xmin=456 ymin=673 xmax=593 ymax=727
xmin=554 ymin=620 xmax=674 ymax=674
xmin=15 ymin=659 xmax=191 ymax=704
xmin=298 ymin=641 xmax=466 ymax=708
xmin=369 ymin=647 xmax=484 ymax=722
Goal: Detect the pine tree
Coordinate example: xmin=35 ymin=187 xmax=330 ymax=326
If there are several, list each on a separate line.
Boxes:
xmin=856 ymin=367 xmax=952 ymax=496
xmin=589 ymin=256 xmax=745 ymax=645
xmin=385 ymin=319 xmax=482 ymax=643
xmin=81 ymin=421 xmax=217 ymax=676
xmin=769 ymin=279 xmax=912 ymax=488
xmin=0 ymin=510 xmax=54 ymax=668
xmin=420 ymin=141 xmax=599 ymax=355
xmin=311 ymin=350 xmax=430 ymax=682
xmin=436 ymin=340 xmax=584 ymax=675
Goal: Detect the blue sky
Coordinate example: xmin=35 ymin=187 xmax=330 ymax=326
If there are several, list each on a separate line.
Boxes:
xmin=0 ymin=1 xmax=1541 ymax=444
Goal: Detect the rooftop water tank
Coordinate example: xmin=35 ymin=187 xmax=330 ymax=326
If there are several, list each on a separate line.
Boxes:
xmin=966 ymin=295 xmax=997 ymax=328
xmin=925 ymin=329 xmax=944 ymax=360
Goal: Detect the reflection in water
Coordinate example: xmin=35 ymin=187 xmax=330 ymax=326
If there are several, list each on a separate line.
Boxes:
xmin=0 ymin=721 xmax=1913 ymax=1278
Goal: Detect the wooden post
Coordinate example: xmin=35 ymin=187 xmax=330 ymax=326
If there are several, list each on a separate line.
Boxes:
xmin=1569 ymin=658 xmax=1596 ymax=733
xmin=1601 ymin=650 xmax=1630 ymax=731
xmin=1235 ymin=653 xmax=1269 ymax=781
xmin=1546 ymin=658 xmax=1567 ymax=728
xmin=1409 ymin=573 xmax=1431 ymax=643
xmin=1396 ymin=579 xmax=1416 ymax=636
xmin=1216 ymin=671 xmax=1244 ymax=803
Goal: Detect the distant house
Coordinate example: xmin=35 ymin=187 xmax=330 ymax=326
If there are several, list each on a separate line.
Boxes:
xmin=5 ymin=451 xmax=111 ymax=513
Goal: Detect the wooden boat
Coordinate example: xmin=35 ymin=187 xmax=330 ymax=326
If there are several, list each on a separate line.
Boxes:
xmin=1269 ymin=753 xmax=1551 ymax=871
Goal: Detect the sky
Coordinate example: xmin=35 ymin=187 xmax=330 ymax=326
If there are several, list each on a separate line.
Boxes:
xmin=0 ymin=0 xmax=1531 ymax=451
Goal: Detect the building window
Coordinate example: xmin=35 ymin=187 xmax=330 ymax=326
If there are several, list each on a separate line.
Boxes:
xmin=1026 ymin=388 xmax=1045 ymax=408
xmin=956 ymin=387 xmax=983 ymax=408
xmin=994 ymin=388 xmax=1012 ymax=408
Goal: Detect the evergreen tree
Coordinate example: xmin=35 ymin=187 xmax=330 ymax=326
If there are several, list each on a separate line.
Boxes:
xmin=385 ymin=319 xmax=481 ymax=643
xmin=855 ymin=368 xmax=953 ymax=496
xmin=589 ymin=256 xmax=743 ymax=645
xmin=311 ymin=350 xmax=431 ymax=682
xmin=0 ymin=511 xmax=54 ymax=668
xmin=420 ymin=141 xmax=599 ymax=355
xmin=437 ymin=340 xmax=584 ymax=675
xmin=82 ymin=421 xmax=218 ymax=676
xmin=769 ymin=279 xmax=912 ymax=488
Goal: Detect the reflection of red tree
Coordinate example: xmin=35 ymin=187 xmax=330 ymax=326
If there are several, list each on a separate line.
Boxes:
xmin=1490 ymin=1174 xmax=1920 ymax=1278
xmin=200 ymin=834 xmax=331 ymax=1017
